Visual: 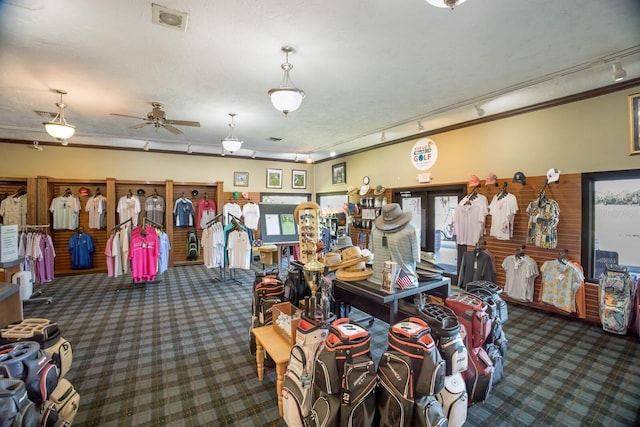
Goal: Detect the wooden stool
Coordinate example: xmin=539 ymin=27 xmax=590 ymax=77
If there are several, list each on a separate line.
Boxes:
xmin=251 ymin=325 xmax=293 ymax=416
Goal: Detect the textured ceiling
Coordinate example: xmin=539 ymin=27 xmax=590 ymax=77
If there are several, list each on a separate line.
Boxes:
xmin=1 ymin=0 xmax=639 ymax=162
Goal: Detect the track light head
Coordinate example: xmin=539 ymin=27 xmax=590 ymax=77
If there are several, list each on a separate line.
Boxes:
xmin=612 ymin=60 xmax=627 ymax=82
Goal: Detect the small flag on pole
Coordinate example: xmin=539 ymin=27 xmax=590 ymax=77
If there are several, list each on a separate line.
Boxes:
xmin=396 ymin=270 xmax=415 ymax=289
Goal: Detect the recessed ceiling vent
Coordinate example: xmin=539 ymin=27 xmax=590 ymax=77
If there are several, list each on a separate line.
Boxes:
xmin=267 ymin=137 xmax=283 ymax=142
xmin=152 ymin=3 xmax=189 ymax=32
xmin=33 ymin=110 xmax=57 ymax=118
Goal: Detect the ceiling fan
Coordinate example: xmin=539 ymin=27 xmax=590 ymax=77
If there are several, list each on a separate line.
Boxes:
xmin=110 ymin=102 xmax=200 ymax=135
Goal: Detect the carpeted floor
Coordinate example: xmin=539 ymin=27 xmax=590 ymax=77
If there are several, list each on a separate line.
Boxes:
xmin=21 ymin=262 xmax=640 ymax=427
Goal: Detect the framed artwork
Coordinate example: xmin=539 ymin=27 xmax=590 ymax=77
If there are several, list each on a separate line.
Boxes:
xmin=292 ymin=170 xmax=307 ymax=189
xmin=266 ymin=168 xmax=283 ymax=189
xmin=234 ymin=171 xmax=249 ymax=187
xmin=332 ymin=162 xmax=346 ymax=185
xmin=629 ymin=93 xmax=640 ymax=155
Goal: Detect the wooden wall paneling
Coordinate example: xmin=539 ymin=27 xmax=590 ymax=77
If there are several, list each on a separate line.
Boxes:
xmin=26 ymin=177 xmax=37 ymax=225
xmin=479 ymin=173 xmax=599 ymax=323
xmin=222 ymin=191 xmax=262 ymax=242
xmin=172 ymin=182 xmax=221 ymax=266
xmin=348 ymin=187 xmax=390 ymax=250
xmin=0 ymin=177 xmax=28 ymax=226
xmin=47 ymin=179 xmax=109 ymax=276
xmin=106 ymin=178 xmax=116 ymax=232
xmin=165 ymin=180 xmax=174 ymax=267
xmin=36 ymin=177 xmax=50 ymax=225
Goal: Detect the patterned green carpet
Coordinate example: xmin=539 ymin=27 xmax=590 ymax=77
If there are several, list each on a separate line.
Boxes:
xmin=21 ymin=262 xmax=640 ymax=427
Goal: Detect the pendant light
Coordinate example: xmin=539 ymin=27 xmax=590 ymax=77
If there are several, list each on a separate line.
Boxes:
xmin=268 ymin=46 xmax=305 ymax=116
xmin=221 ymin=113 xmax=243 ymax=153
xmin=426 ymin=0 xmax=467 ymax=9
xmin=43 ymin=89 xmax=76 ymax=141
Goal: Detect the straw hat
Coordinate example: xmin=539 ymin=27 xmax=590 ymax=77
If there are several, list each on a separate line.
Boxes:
xmin=374 ymin=203 xmax=412 ymax=232
xmin=328 ymin=246 xmax=370 ymax=272
xmin=373 ymin=185 xmax=386 ymax=196
xmin=347 ymin=185 xmax=359 ymax=195
xmin=293 ymin=201 xmax=321 ymax=224
xmin=336 ymin=268 xmax=373 ymax=282
xmin=323 ymin=252 xmax=342 ymax=268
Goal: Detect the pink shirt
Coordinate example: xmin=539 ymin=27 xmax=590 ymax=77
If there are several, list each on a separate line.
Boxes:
xmin=129 ymin=226 xmax=159 ymax=283
xmin=105 ymin=234 xmax=115 ymax=278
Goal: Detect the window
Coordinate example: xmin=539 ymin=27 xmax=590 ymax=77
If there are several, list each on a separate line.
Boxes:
xmin=582 ymin=169 xmax=640 ymax=281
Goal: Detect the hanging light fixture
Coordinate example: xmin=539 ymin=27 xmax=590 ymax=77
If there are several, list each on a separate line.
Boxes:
xmin=43 ymin=89 xmax=76 ymax=141
xmin=306 ymin=154 xmax=312 ymax=164
xmin=221 ymin=113 xmax=243 ymax=153
xmin=612 ymin=59 xmax=627 ymax=82
xmin=426 ymin=0 xmax=467 ymax=9
xmin=268 ymin=46 xmax=305 ymax=116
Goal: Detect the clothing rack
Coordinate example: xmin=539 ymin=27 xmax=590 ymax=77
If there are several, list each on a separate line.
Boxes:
xmin=205 ymin=213 xmax=223 ymax=228
xmin=464 ymin=185 xmax=480 ymax=205
xmin=142 ymin=217 xmax=162 ymax=229
xmin=21 ymin=224 xmax=51 ymax=231
xmin=497 ymin=182 xmax=509 ymax=200
xmin=111 ymin=217 xmax=132 ymax=231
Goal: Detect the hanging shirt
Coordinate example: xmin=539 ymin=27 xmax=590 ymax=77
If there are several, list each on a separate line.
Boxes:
xmin=0 ymin=194 xmax=27 ymax=227
xmin=539 ymin=259 xmax=585 ymax=317
xmin=488 ymin=193 xmax=518 ymax=240
xmin=50 ymin=195 xmax=81 ymax=230
xmin=105 ymin=234 xmax=115 ymax=277
xmin=457 ymin=249 xmax=496 ymax=288
xmin=174 ymin=198 xmax=196 ymax=227
xmin=526 ymin=197 xmax=560 ymax=249
xmin=117 ymin=195 xmax=141 ymax=226
xmin=145 ymin=195 xmax=166 ymax=226
xmin=197 ymin=199 xmax=217 ymax=229
xmin=227 ymin=229 xmax=252 ymax=269
xmin=112 ymin=232 xmax=122 ymax=278
xmin=85 ymin=195 xmax=107 ymax=229
xmin=158 ymin=231 xmax=171 ymax=275
xmin=242 ymin=202 xmax=261 ymax=230
xmin=129 ymin=225 xmax=160 ymax=283
xmin=223 ymin=202 xmax=242 ymax=226
xmin=452 ymin=194 xmax=489 ymax=246
xmin=502 ymin=254 xmax=539 ymax=302
xmin=69 ymin=232 xmax=95 ymax=269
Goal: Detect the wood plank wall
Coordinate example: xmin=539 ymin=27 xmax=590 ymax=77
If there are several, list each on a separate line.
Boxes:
xmin=475 ymin=173 xmax=599 ymax=323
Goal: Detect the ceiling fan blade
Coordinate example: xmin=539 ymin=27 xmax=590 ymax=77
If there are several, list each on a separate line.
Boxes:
xmin=110 ymin=113 xmax=147 ymax=120
xmin=163 ymin=124 xmax=183 ymax=135
xmin=129 ymin=122 xmax=152 ymax=130
xmin=167 ymin=120 xmax=201 ymax=127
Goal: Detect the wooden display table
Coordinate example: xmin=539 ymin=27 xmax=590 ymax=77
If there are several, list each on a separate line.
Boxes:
xmin=251 ymin=324 xmax=293 ymax=416
xmin=0 ymin=258 xmax=23 ymax=283
xmin=333 ymin=276 xmax=451 ymax=325
xmin=0 ymin=282 xmax=22 ymax=327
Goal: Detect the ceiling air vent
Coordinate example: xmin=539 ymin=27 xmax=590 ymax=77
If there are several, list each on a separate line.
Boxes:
xmin=267 ymin=137 xmax=283 ymax=142
xmin=34 ymin=110 xmax=57 ymax=118
xmin=152 ymin=3 xmax=189 ymax=32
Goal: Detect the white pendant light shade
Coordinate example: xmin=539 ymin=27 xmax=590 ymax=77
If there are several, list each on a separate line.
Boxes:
xmin=43 ymin=89 xmax=76 ymax=141
xmin=268 ymin=46 xmax=305 ymax=115
xmin=426 ymin=0 xmax=467 ymax=9
xmin=221 ymin=113 xmax=243 ymax=153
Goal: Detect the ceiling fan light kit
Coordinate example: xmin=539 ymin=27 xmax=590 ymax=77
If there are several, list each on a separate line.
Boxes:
xmin=268 ymin=46 xmax=305 ymax=115
xmin=43 ymin=89 xmax=76 ymax=141
xmin=221 ymin=113 xmax=243 ymax=153
xmin=110 ymin=102 xmax=200 ymax=135
xmin=426 ymin=0 xmax=467 ymax=9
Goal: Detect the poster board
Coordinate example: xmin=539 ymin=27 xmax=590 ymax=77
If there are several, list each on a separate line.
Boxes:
xmin=259 ymin=204 xmax=299 ymax=244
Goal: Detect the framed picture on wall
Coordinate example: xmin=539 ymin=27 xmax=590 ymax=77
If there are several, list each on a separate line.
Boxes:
xmin=292 ymin=170 xmax=306 ymax=189
xmin=266 ymin=168 xmax=283 ymax=189
xmin=629 ymin=93 xmax=640 ymax=155
xmin=332 ymin=162 xmax=346 ymax=185
xmin=234 ymin=171 xmax=249 ymax=187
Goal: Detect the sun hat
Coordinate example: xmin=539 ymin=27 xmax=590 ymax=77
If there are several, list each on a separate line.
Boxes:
xmin=374 ymin=185 xmax=386 ymax=196
xmin=347 ymin=185 xmax=359 ymax=195
xmin=335 ymin=268 xmax=373 ymax=282
xmin=512 ymin=171 xmax=526 ymax=184
xmin=328 ymin=246 xmax=370 ymax=272
xmin=293 ymin=201 xmax=321 ymax=225
xmin=78 ymin=187 xmax=90 ymax=197
xmin=468 ymin=175 xmax=480 ymax=188
xmin=485 ymin=173 xmax=497 ymax=186
xmin=359 ymin=184 xmax=370 ymax=196
xmin=374 ymin=203 xmax=413 ymax=232
xmin=332 ymin=236 xmax=354 ymax=251
xmin=419 ymin=251 xmax=445 ymax=273
xmin=546 ymin=168 xmax=561 ymax=184
xmin=323 ymin=252 xmax=342 ymax=268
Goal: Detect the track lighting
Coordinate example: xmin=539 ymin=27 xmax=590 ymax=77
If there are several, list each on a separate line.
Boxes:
xmin=32 ymin=141 xmax=43 ymax=151
xmin=381 ymin=131 xmax=386 ymax=142
xmin=143 ymin=141 xmax=150 ymax=151
xmin=251 ymin=151 xmax=257 ymax=159
xmin=612 ymin=60 xmax=627 ymax=82
xmin=187 ymin=143 xmax=192 ymax=154
xmin=418 ymin=121 xmax=425 ymax=132
xmin=221 ymin=113 xmax=243 ymax=153
xmin=43 ymin=89 xmax=76 ymax=142
xmin=330 ymin=151 xmax=336 ymax=157
xmin=221 ymin=147 xmax=226 ymax=157
xmin=306 ymin=154 xmax=312 ymax=164
xmin=294 ymin=153 xmax=299 ymax=162
xmin=475 ymin=103 xmax=486 ymax=117
xmin=268 ymin=46 xmax=305 ymax=115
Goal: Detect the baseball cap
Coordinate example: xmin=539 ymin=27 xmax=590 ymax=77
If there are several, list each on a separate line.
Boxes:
xmin=546 ymin=168 xmax=561 ymax=184
xmin=485 ymin=173 xmax=497 ymax=186
xmin=512 ymin=171 xmax=526 ymax=184
xmin=468 ymin=175 xmax=480 ymax=188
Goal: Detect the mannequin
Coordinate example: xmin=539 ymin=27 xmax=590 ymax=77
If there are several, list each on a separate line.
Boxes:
xmin=369 ymin=203 xmax=419 ymax=287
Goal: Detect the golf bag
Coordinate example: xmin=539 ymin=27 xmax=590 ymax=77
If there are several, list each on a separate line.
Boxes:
xmin=0 ymin=378 xmax=40 ymax=427
xmin=417 ymin=304 xmax=468 ymax=376
xmin=282 ymin=317 xmax=329 ymax=427
xmin=435 ymin=373 xmax=468 ymax=427
xmin=283 ymin=267 xmax=311 ymax=308
xmin=186 ymin=230 xmax=199 ymax=261
xmin=249 ymin=276 xmax=284 ymax=357
xmin=599 ymin=265 xmax=636 ymax=335
xmin=445 ymin=294 xmax=494 ymax=405
xmin=40 ymin=378 xmax=80 ymax=427
xmin=313 ymin=318 xmax=377 ymax=427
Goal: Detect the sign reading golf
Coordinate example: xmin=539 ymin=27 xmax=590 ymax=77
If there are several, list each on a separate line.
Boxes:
xmin=411 ymin=138 xmax=438 ymax=170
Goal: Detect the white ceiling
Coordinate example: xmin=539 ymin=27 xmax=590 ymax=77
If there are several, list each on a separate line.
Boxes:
xmin=1 ymin=0 xmax=639 ymax=162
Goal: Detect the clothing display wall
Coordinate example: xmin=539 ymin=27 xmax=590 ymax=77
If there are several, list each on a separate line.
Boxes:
xmin=452 ymin=191 xmax=488 ymax=246
xmin=117 ymin=194 xmax=141 ymax=226
xmin=145 ymin=195 xmax=166 ymax=226
xmin=0 ymin=192 xmax=27 ymax=227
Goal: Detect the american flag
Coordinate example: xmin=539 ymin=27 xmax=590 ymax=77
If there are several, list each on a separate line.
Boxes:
xmin=396 ymin=270 xmax=415 ymax=289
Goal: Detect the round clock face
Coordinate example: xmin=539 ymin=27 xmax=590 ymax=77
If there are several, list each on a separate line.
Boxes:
xmin=363 ymin=176 xmax=370 ymax=185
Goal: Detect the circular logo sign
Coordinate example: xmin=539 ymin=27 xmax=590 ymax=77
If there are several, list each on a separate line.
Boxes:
xmin=411 ymin=138 xmax=438 ymax=170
